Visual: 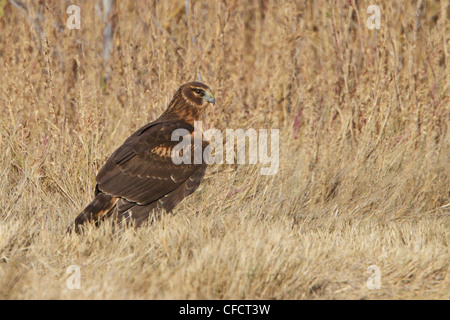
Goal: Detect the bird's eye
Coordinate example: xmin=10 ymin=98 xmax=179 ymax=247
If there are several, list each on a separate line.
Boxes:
xmin=194 ymin=89 xmax=204 ymax=96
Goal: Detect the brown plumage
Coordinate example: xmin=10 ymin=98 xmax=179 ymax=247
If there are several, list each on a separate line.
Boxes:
xmin=71 ymin=82 xmax=215 ymax=232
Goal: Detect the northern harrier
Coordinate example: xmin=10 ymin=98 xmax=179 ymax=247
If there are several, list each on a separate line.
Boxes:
xmin=71 ymin=82 xmax=215 ymax=231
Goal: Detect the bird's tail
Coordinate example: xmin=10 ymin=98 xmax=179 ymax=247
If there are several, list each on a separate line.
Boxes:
xmin=68 ymin=192 xmax=118 ymax=233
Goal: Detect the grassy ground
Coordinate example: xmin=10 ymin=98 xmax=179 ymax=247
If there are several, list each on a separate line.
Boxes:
xmin=0 ymin=0 xmax=448 ymax=299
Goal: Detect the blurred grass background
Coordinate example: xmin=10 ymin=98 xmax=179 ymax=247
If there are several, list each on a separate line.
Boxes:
xmin=0 ymin=0 xmax=448 ymax=299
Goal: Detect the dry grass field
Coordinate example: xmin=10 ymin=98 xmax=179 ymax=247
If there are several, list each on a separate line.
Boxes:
xmin=0 ymin=0 xmax=449 ymax=299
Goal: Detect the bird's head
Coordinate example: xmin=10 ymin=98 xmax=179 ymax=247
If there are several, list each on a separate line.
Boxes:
xmin=162 ymin=82 xmax=215 ymax=124
xmin=180 ymin=82 xmax=215 ymax=109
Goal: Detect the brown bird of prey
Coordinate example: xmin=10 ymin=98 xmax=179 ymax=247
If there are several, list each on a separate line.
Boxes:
xmin=71 ymin=82 xmax=215 ymax=231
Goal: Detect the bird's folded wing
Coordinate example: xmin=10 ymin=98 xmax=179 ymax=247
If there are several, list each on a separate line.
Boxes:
xmin=96 ymin=121 xmax=207 ymax=205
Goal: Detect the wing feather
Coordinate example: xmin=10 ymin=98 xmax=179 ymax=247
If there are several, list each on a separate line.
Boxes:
xmin=96 ymin=121 xmax=207 ymax=207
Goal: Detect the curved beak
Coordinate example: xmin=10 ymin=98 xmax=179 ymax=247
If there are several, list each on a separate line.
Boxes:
xmin=204 ymin=91 xmax=215 ymax=105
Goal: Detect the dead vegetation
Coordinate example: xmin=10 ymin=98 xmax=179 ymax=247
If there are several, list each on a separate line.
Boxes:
xmin=0 ymin=0 xmax=448 ymax=299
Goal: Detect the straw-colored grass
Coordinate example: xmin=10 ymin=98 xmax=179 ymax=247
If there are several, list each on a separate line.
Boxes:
xmin=0 ymin=0 xmax=448 ymax=299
